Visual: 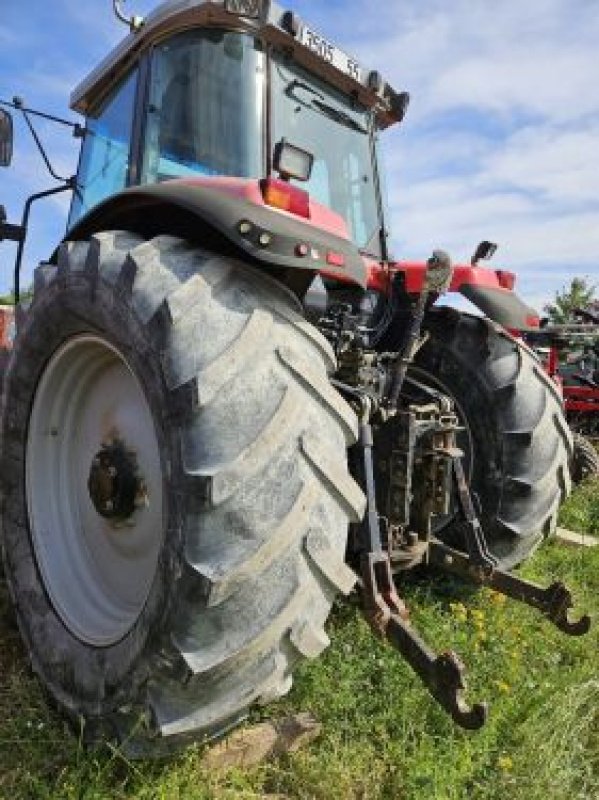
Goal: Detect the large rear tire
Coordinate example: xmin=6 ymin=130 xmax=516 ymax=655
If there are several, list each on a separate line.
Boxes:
xmin=412 ymin=309 xmax=573 ymax=570
xmin=0 ymin=233 xmax=364 ymax=753
xmin=571 ymin=434 xmax=599 ymax=484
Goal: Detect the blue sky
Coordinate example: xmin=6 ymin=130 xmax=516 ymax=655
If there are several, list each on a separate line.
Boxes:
xmin=1 ymin=0 xmax=598 ymax=308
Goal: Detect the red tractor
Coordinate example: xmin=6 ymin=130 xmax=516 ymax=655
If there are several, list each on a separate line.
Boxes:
xmin=0 ymin=1 xmax=588 ymax=755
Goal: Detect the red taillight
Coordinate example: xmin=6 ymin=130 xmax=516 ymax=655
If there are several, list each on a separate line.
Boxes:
xmin=260 ymin=178 xmax=310 ymax=219
xmin=326 ymin=251 xmax=346 ymax=268
xmin=495 ymin=270 xmax=516 ymax=290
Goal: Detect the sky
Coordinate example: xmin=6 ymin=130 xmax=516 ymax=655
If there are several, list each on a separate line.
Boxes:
xmin=0 ymin=0 xmax=598 ymax=309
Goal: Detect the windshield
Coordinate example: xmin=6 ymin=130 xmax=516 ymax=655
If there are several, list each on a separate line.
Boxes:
xmin=142 ymin=30 xmax=265 ymax=184
xmin=272 ymin=54 xmax=383 ymax=256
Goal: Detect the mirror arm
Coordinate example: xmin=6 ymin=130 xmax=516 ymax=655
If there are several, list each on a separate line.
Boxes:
xmin=13 ymin=182 xmax=76 ymax=304
xmin=20 ymin=108 xmax=72 ymax=184
xmin=0 ymin=98 xmax=84 ymax=137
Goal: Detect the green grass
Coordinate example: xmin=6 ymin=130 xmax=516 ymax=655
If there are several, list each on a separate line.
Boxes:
xmin=559 ymin=478 xmax=599 ymax=536
xmin=1 ymin=480 xmax=597 ymax=800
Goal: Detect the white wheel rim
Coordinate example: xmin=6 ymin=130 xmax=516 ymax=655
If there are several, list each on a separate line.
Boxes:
xmin=26 ymin=335 xmax=164 ymax=646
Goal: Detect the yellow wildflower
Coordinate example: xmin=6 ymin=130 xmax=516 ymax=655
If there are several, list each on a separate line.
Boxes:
xmin=449 ymin=602 xmax=468 ymax=622
xmin=489 ymin=590 xmax=507 ymax=606
xmin=498 ymin=755 xmax=513 ymax=772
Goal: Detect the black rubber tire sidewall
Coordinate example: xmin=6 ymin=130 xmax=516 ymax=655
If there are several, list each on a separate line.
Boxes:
xmin=1 ymin=275 xmax=185 ymax=721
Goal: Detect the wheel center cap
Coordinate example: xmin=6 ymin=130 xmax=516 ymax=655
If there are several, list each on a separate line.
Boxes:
xmin=88 ymin=439 xmax=143 ymax=521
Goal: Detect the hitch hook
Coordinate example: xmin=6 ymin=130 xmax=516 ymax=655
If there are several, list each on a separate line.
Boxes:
xmin=532 ymin=580 xmax=590 ymax=636
xmin=361 ymin=552 xmax=488 ymax=730
xmin=430 ymin=541 xmax=591 ymax=637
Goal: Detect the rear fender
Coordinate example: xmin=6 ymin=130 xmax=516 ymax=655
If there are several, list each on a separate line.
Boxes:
xmin=458 ymin=284 xmax=540 ymax=331
xmin=64 ymin=180 xmax=368 ymax=289
xmin=369 ymin=261 xmax=540 ymax=331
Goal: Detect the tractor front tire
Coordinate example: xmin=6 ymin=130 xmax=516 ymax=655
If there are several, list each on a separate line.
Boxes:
xmin=0 ymin=233 xmax=364 ymax=753
xmin=412 ymin=309 xmax=573 ymax=570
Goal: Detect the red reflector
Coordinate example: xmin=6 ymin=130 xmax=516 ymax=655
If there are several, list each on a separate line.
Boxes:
xmin=326 ymin=251 xmax=346 ymax=268
xmin=496 ymin=270 xmax=516 ymax=290
xmin=260 ymin=178 xmax=310 ymax=219
xmin=525 ymin=315 xmax=540 ymax=328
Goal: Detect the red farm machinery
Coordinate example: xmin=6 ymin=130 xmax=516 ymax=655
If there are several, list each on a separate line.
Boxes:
xmin=0 ymin=0 xmax=590 ymax=754
xmin=527 ymin=307 xmax=599 ymax=482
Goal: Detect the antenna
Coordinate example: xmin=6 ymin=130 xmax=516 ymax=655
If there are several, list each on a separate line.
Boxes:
xmin=112 ymin=1 xmax=145 ymax=33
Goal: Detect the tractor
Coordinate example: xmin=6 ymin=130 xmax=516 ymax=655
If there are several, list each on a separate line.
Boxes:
xmin=0 ymin=1 xmax=589 ymax=755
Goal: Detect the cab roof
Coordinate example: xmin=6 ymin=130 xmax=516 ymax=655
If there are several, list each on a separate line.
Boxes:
xmin=70 ymin=0 xmax=406 ymax=129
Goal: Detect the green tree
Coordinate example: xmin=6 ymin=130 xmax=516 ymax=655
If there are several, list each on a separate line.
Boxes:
xmin=0 ymin=286 xmax=33 ymax=306
xmin=544 ymin=277 xmax=596 ymax=324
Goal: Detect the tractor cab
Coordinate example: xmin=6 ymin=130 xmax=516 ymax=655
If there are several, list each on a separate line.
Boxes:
xmin=68 ymin=0 xmax=408 ymax=261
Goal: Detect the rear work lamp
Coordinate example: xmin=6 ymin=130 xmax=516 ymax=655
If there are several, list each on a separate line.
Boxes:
xmin=273 ymin=139 xmax=314 ymax=183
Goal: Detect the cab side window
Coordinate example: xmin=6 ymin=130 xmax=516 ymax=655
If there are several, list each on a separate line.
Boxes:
xmin=69 ymin=69 xmax=138 ymax=227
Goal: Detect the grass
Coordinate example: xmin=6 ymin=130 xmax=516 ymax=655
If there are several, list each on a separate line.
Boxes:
xmin=1 ymin=478 xmax=598 ymax=800
xmin=559 ymin=478 xmax=599 ymax=536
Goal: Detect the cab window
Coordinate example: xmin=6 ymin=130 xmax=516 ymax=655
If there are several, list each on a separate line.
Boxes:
xmin=142 ymin=30 xmax=265 ymax=184
xmin=69 ymin=70 xmax=138 ymax=227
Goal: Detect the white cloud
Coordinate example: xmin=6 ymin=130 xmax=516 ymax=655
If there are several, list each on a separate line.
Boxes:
xmin=324 ymin=0 xmax=599 ymax=306
xmin=2 ymin=0 xmax=598 ymax=308
xmin=393 ymin=180 xmax=599 ymax=269
xmin=481 ymin=124 xmax=599 ymax=205
xmin=426 ymin=49 xmax=599 ymax=124
xmin=340 ymin=0 xmax=599 ymax=119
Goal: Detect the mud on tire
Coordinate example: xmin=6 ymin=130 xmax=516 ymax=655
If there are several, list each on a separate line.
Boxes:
xmin=0 ymin=232 xmax=365 ymax=753
xmin=412 ymin=308 xmax=573 ymax=570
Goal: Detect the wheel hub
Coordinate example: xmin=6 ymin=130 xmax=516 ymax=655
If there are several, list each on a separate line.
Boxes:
xmin=88 ymin=439 xmax=144 ymax=521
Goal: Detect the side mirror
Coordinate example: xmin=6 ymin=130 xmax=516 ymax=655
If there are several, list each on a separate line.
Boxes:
xmin=0 ymin=109 xmax=13 ymax=167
